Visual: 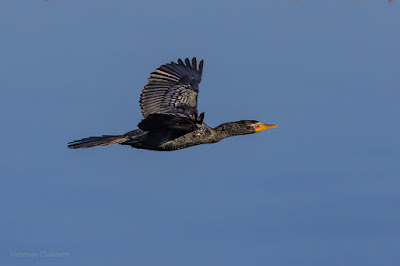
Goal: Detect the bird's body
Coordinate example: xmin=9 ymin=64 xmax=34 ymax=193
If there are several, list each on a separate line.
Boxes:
xmin=120 ymin=122 xmax=214 ymax=151
xmin=68 ymin=58 xmax=277 ymax=151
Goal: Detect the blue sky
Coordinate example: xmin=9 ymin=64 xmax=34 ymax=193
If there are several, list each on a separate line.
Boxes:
xmin=1 ymin=1 xmax=399 ymax=265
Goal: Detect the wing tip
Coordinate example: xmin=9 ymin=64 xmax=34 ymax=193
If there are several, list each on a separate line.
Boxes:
xmin=182 ymin=57 xmax=204 ymax=76
xmin=198 ymin=59 xmax=204 ymax=75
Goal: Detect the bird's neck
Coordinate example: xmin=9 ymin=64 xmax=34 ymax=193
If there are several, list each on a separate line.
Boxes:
xmin=213 ymin=122 xmax=249 ymax=140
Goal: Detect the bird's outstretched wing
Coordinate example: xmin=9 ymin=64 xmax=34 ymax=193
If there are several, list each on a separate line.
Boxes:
xmin=139 ymin=58 xmax=203 ymax=119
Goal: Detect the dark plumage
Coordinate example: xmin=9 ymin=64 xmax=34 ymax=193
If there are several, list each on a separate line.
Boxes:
xmin=68 ymin=58 xmax=277 ymax=151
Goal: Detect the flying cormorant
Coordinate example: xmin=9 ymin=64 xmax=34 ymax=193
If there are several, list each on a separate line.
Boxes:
xmin=68 ymin=58 xmax=277 ymax=151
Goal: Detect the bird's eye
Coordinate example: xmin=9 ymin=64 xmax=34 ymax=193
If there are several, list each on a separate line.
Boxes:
xmin=256 ymin=124 xmax=260 ymax=128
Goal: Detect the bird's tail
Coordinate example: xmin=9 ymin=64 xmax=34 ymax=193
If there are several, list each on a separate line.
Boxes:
xmin=68 ymin=135 xmax=129 ymax=149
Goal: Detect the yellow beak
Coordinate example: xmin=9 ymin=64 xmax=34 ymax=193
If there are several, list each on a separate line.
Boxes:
xmin=256 ymin=123 xmax=278 ymax=132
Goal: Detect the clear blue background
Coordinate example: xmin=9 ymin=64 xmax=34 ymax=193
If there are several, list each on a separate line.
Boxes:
xmin=1 ymin=1 xmax=399 ymax=265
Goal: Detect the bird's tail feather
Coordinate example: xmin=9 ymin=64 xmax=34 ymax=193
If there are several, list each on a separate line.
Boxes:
xmin=68 ymin=135 xmax=129 ymax=149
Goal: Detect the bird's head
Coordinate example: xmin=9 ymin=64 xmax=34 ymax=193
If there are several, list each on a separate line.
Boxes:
xmin=216 ymin=120 xmax=277 ymax=136
xmin=238 ymin=120 xmax=278 ymax=134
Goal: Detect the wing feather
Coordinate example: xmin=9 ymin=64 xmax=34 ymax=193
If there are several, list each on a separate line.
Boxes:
xmin=139 ymin=57 xmax=204 ymax=118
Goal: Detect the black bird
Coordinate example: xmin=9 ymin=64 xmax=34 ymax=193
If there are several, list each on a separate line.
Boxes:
xmin=68 ymin=58 xmax=277 ymax=151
